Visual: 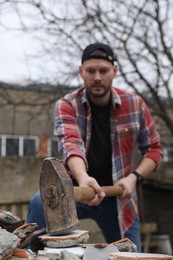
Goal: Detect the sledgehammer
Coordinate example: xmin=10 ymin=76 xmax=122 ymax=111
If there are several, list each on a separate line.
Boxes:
xmin=40 ymin=158 xmax=123 ymax=235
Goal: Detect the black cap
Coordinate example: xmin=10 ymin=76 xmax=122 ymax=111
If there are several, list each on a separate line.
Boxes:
xmin=82 ymin=42 xmax=116 ymax=64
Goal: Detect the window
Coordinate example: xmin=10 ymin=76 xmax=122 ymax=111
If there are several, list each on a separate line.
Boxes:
xmin=6 ymin=138 xmax=19 ymax=156
xmin=0 ymin=135 xmax=38 ymax=157
xmin=23 ymin=138 xmax=36 ymax=156
xmin=162 ymin=147 xmax=173 ymax=162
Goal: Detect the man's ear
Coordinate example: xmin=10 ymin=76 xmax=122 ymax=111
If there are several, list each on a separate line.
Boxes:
xmin=113 ymin=64 xmax=118 ymax=78
xmin=79 ymin=65 xmax=83 ymax=78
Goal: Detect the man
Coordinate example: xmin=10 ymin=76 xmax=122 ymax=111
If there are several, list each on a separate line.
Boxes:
xmin=27 ymin=42 xmax=162 ymax=252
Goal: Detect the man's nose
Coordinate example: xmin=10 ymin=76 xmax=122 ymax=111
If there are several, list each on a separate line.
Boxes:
xmin=94 ymin=72 xmax=101 ymax=80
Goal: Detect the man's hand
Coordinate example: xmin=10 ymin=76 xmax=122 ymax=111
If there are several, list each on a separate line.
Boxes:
xmin=115 ymin=173 xmax=137 ymax=199
xmin=78 ymin=175 xmax=105 ymax=206
xmin=116 ymin=158 xmax=158 ymax=199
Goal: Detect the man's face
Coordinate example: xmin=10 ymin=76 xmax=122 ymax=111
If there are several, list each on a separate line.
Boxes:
xmin=79 ymin=59 xmax=117 ymax=103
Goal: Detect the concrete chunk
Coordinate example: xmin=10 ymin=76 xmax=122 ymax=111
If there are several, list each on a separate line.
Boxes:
xmin=0 ymin=227 xmax=20 ymax=259
xmin=13 ymin=223 xmax=39 ymax=240
xmin=38 ymin=230 xmax=89 ymax=248
xmin=111 ymin=238 xmax=137 ymax=252
xmin=37 ymin=246 xmax=85 ymax=259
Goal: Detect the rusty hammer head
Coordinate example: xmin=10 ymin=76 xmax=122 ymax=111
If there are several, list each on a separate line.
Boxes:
xmin=40 ymin=158 xmax=79 ymax=235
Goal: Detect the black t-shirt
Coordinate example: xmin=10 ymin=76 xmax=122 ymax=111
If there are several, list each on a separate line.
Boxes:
xmin=87 ymin=99 xmax=113 ymax=186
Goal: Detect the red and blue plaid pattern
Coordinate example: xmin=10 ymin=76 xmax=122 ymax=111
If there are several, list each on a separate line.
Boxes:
xmin=54 ymin=86 xmax=162 ymax=236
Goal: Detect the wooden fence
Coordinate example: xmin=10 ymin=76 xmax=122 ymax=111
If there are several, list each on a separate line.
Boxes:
xmin=0 ymin=201 xmax=29 ymax=221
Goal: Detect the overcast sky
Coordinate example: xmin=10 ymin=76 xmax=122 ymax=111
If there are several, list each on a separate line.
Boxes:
xmin=0 ymin=31 xmax=32 ymax=82
xmin=0 ymin=1 xmax=82 ymax=85
xmin=0 ymin=11 xmax=46 ymax=84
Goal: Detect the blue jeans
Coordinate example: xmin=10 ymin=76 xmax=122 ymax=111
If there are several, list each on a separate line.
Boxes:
xmin=27 ymin=191 xmax=141 ymax=252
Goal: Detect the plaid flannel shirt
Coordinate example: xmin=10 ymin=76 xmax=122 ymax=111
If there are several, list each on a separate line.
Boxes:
xmin=54 ymin=86 xmax=162 ymax=236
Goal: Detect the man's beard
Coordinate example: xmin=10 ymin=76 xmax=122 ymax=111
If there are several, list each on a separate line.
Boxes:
xmin=85 ymin=83 xmax=111 ymax=98
xmin=91 ymin=90 xmax=109 ymax=98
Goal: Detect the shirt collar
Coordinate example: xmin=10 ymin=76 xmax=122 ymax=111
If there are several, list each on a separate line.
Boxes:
xmin=81 ymin=87 xmax=122 ymax=108
xmin=111 ymin=87 xmax=121 ymax=108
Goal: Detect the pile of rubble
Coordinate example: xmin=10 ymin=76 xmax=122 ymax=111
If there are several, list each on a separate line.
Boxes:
xmin=1 ymin=209 xmax=173 ymax=259
xmin=0 ymin=210 xmax=139 ymax=259
xmin=0 ymin=210 xmax=45 ymax=259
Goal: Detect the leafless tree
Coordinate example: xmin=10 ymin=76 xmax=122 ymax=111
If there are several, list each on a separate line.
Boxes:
xmin=0 ymin=0 xmax=173 ymax=143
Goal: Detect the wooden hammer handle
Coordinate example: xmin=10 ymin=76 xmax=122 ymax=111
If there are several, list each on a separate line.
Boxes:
xmin=74 ymin=185 xmax=123 ymax=202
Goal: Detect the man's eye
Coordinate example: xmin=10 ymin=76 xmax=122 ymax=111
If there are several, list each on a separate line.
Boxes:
xmin=100 ymin=69 xmax=108 ymax=74
xmin=87 ymin=70 xmax=95 ymax=74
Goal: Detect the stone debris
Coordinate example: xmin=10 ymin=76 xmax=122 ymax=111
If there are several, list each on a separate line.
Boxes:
xmin=19 ymin=227 xmax=46 ymax=250
xmin=60 ymin=250 xmax=81 ymax=260
xmin=0 ymin=210 xmax=38 ymax=259
xmin=0 ymin=209 xmax=24 ymax=232
xmin=6 ymin=248 xmax=36 ymax=259
xmin=0 ymin=209 xmax=142 ymax=259
xmin=37 ymin=248 xmax=82 ymax=260
xmin=108 ymin=252 xmax=173 ymax=260
xmin=111 ymin=238 xmax=137 ymax=252
xmin=0 ymin=227 xmax=20 ymax=259
xmin=0 ymin=210 xmax=21 ymax=225
xmin=13 ymin=223 xmax=39 ymax=240
xmin=83 ymin=244 xmax=119 ymax=259
xmin=38 ymin=230 xmax=89 ymax=248
xmin=12 ymin=223 xmax=45 ymax=250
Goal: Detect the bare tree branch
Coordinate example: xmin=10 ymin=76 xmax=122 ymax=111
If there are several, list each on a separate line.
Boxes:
xmin=0 ymin=0 xmax=173 ymax=142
